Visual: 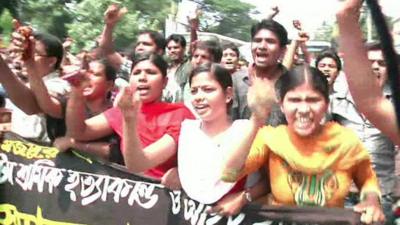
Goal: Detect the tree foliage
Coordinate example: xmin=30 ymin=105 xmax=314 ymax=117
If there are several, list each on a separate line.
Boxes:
xmin=0 ymin=0 xmax=19 ymax=19
xmin=1 ymin=0 xmax=256 ymax=52
xmin=17 ymin=0 xmax=73 ymax=38
xmin=313 ymin=6 xmax=394 ymax=47
xmin=197 ymin=0 xmax=257 ymax=41
xmin=313 ymin=21 xmax=337 ymax=47
xmin=66 ymin=0 xmax=173 ymax=53
xmin=0 ymin=9 xmax=14 ymax=45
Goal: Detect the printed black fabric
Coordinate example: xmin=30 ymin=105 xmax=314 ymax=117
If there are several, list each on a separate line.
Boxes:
xmin=0 ymin=132 xmax=367 ymax=225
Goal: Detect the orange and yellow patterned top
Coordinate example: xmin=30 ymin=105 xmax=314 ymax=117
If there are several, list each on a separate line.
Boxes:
xmin=243 ymin=122 xmax=380 ymax=207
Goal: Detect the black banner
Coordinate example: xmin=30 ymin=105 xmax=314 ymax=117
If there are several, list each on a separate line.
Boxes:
xmin=0 ymin=132 xmax=365 ymax=225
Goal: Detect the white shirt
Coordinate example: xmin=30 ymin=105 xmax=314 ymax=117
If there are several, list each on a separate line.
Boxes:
xmin=7 ymin=71 xmax=70 ymax=143
xmin=178 ymin=119 xmax=248 ymax=204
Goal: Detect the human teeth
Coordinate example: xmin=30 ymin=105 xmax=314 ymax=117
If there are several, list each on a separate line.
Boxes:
xmin=298 ymin=117 xmax=310 ymax=123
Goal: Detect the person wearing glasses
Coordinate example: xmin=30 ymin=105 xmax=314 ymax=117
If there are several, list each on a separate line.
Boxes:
xmin=0 ymin=31 xmax=70 ymax=143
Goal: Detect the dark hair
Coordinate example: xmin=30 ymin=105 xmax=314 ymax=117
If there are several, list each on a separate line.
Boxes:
xmin=0 ymin=95 xmax=5 ymax=108
xmin=33 ymin=32 xmax=63 ymax=70
xmin=275 ymin=65 xmax=329 ymax=102
xmin=138 ymin=30 xmax=166 ymax=54
xmin=194 ymin=40 xmax=222 ymax=63
xmin=315 ymin=49 xmax=342 ymax=71
xmin=96 ymin=58 xmax=116 ymax=81
xmin=251 ymin=19 xmax=288 ymax=47
xmin=222 ymin=42 xmax=240 ymax=57
xmin=166 ymin=34 xmax=186 ymax=49
xmin=131 ymin=53 xmax=168 ymax=77
xmin=365 ymin=41 xmax=382 ymax=51
xmin=189 ymin=63 xmax=232 ymax=107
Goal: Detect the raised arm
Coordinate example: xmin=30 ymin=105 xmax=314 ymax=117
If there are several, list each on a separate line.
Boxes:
xmin=98 ymin=4 xmax=127 ymax=70
xmin=115 ymin=86 xmax=176 ymax=173
xmin=66 ymin=79 xmax=113 ymax=141
xmin=282 ymin=20 xmax=310 ymax=69
xmin=299 ymin=41 xmax=312 ymax=64
xmin=336 ymin=0 xmax=400 ymax=145
xmin=264 ymin=6 xmax=280 ymax=20
xmin=222 ymin=78 xmax=275 ymax=182
xmin=0 ymin=55 xmax=41 ymax=115
xmin=25 ymin=38 xmax=64 ymax=118
xmin=0 ymin=28 xmax=41 ymax=115
xmin=188 ymin=8 xmax=200 ymax=55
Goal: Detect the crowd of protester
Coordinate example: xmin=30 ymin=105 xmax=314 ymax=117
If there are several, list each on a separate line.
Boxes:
xmin=0 ymin=0 xmax=399 ymax=224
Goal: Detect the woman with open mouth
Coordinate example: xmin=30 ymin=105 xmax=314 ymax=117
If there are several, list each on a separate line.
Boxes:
xmin=65 ymin=53 xmax=195 ymax=180
xmin=117 ymin=62 xmax=268 ymax=216
xmin=222 ymin=65 xmax=385 ymax=225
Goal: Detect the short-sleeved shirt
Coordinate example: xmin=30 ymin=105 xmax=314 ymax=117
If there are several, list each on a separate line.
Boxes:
xmin=178 ymin=119 xmax=246 ymax=204
xmin=104 ymin=102 xmax=195 ymax=179
xmin=243 ymin=122 xmax=381 ymax=207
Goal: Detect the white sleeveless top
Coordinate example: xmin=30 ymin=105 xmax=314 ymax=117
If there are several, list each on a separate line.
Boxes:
xmin=178 ymin=119 xmax=248 ymax=204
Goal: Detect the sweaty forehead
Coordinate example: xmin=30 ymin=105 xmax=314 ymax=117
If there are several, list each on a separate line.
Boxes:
xmin=194 ymin=48 xmax=211 ymax=56
xmin=137 ymin=34 xmax=155 ymax=44
xmin=318 ymin=57 xmax=337 ymax=65
xmin=253 ymin=29 xmax=279 ymax=40
xmin=285 ymin=83 xmax=322 ymax=97
xmin=367 ymin=50 xmax=383 ymax=60
xmin=35 ymin=41 xmax=47 ymax=54
xmin=167 ymin=40 xmax=181 ymax=48
xmin=223 ymin=48 xmax=238 ymax=55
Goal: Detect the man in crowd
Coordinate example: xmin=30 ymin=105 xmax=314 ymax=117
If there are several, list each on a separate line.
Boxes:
xmin=99 ymin=4 xmax=165 ymax=87
xmin=162 ymin=34 xmax=187 ymax=103
xmin=231 ymin=19 xmax=288 ymax=126
xmin=221 ymin=43 xmax=240 ymax=75
xmin=179 ymin=40 xmax=222 ymax=106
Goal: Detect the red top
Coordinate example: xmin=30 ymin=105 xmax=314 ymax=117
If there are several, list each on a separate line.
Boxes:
xmin=225 ymin=177 xmax=246 ymax=197
xmin=104 ymin=102 xmax=195 ymax=179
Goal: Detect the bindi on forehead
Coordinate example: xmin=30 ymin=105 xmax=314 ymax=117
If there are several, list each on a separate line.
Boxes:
xmin=367 ymin=50 xmax=384 ymax=60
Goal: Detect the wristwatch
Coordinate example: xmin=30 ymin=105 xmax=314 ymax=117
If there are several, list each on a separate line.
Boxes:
xmin=244 ymin=189 xmax=252 ymax=203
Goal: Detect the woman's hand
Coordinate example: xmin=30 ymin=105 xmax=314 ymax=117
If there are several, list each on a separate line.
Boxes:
xmin=53 ymin=136 xmax=75 ymax=152
xmin=161 ymin=167 xmax=182 ymax=190
xmin=353 ymin=193 xmax=386 ymax=224
xmin=61 ymin=64 xmax=87 ymax=87
xmin=114 ymin=86 xmax=141 ymax=118
xmin=207 ymin=191 xmax=247 ymax=217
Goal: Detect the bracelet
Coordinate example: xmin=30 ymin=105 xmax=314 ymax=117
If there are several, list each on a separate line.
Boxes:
xmin=360 ymin=191 xmax=382 ymax=205
xmin=243 ymin=189 xmax=252 ymax=203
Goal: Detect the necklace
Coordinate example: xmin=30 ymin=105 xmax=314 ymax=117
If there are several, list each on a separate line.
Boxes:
xmin=200 ymin=122 xmax=231 ymax=148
